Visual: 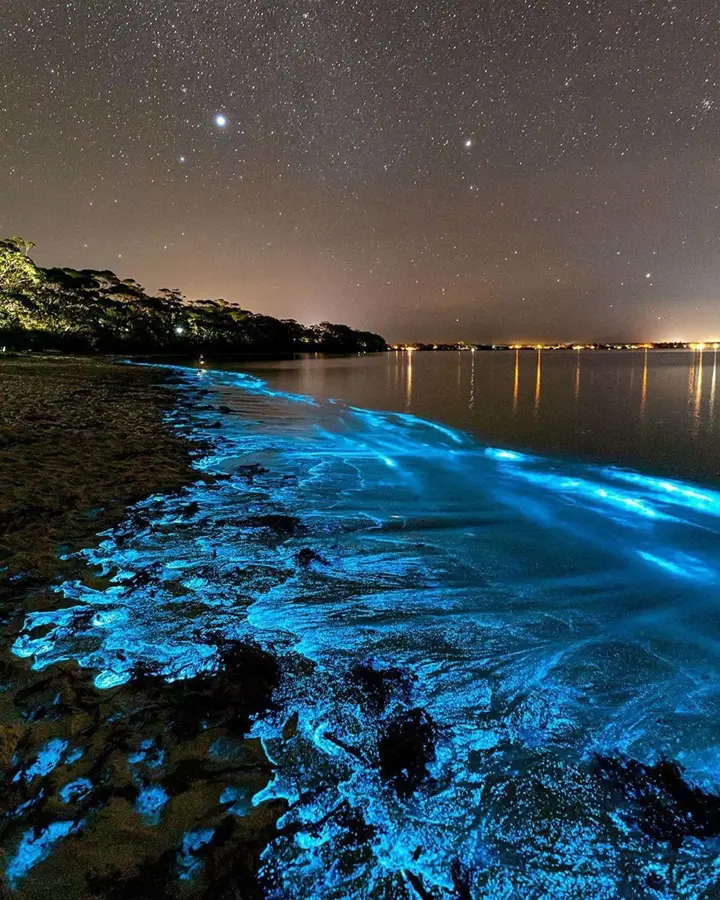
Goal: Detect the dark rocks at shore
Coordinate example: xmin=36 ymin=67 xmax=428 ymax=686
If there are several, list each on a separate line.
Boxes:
xmin=594 ymin=754 xmax=720 ymax=847
xmin=0 ymin=642 xmax=286 ymax=899
xmin=350 ymin=660 xmax=414 ymax=715
xmin=295 ymin=547 xmax=328 ymax=569
xmin=129 ymin=640 xmax=280 ymax=744
xmin=378 ymin=708 xmax=437 ymax=798
xmin=240 ymin=515 xmax=307 ymax=538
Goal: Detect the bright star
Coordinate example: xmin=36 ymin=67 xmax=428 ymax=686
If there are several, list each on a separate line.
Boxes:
xmin=464 ymin=139 xmax=473 ymax=148
xmin=214 ymin=114 xmax=228 ymax=128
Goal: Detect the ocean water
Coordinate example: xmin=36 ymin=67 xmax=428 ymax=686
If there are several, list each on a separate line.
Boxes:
xmin=236 ymin=348 xmax=720 ymax=485
xmin=11 ymin=360 xmax=720 ymax=897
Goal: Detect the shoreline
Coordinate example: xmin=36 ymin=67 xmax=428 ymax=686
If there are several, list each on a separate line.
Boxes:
xmin=0 ymin=355 xmax=284 ymax=898
xmin=5 ymin=355 xmax=720 ymax=896
xmin=1 ymin=355 xmax=198 ymax=599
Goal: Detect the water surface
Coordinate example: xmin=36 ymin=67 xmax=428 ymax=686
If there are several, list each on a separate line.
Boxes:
xmin=234 ymin=349 xmax=720 ymax=484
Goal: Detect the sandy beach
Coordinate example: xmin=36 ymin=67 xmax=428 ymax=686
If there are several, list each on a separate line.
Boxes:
xmin=0 ymin=356 xmax=283 ymax=899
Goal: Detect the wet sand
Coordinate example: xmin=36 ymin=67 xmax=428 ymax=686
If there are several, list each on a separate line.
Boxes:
xmin=0 ymin=356 xmax=283 ymax=899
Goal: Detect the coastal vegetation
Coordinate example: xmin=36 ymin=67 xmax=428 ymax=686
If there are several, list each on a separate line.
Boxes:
xmin=0 ymin=237 xmax=387 ymax=355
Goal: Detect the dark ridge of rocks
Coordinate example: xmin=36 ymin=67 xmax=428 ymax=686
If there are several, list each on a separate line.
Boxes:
xmin=450 ymin=859 xmax=473 ymax=899
xmin=235 ymin=463 xmax=267 ymax=482
xmin=282 ymin=711 xmax=299 ymax=741
xmin=331 ymin=802 xmax=377 ymax=850
xmin=403 ymin=869 xmax=434 ymax=899
xmin=295 ymin=547 xmax=328 ymax=569
xmin=378 ymin=708 xmax=437 ymax=799
xmin=241 ymin=514 xmax=307 ymax=537
xmin=594 ymin=754 xmax=720 ymax=847
xmin=129 ymin=640 xmax=280 ymax=742
xmin=350 ymin=660 xmax=414 ymax=714
xmin=201 ymin=807 xmax=286 ymax=900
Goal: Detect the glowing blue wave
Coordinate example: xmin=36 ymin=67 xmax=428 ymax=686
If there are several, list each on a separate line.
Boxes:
xmin=10 ymin=362 xmax=720 ymax=896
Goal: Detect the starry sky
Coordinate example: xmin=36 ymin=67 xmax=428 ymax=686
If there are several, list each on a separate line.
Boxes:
xmin=1 ymin=1 xmax=718 ymax=342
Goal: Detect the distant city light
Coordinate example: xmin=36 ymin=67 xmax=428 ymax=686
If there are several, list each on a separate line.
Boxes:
xmin=389 ymin=341 xmax=718 ymax=352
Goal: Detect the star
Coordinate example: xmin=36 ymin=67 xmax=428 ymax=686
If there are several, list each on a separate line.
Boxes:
xmin=464 ymin=139 xmax=473 ymax=148
xmin=214 ymin=114 xmax=228 ymax=129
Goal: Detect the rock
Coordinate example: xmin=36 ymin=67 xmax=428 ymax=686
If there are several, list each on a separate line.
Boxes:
xmin=242 ymin=515 xmax=306 ymax=537
xmin=378 ymin=708 xmax=436 ymax=798
xmin=594 ymin=754 xmax=720 ymax=847
xmin=282 ymin=712 xmax=299 ymax=741
xmin=236 ymin=463 xmax=267 ymax=483
xmin=129 ymin=640 xmax=279 ymax=742
xmin=350 ymin=661 xmax=413 ymax=714
xmin=295 ymin=548 xmax=328 ymax=569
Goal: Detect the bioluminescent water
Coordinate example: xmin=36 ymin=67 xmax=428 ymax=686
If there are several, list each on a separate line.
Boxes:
xmin=11 ymin=363 xmax=720 ymax=897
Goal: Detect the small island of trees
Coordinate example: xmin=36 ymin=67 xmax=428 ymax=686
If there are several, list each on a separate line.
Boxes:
xmin=0 ymin=237 xmax=388 ymax=355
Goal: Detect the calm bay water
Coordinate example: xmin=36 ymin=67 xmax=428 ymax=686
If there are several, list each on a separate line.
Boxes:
xmin=235 ymin=349 xmax=720 ymax=484
xmin=10 ymin=355 xmax=720 ymax=897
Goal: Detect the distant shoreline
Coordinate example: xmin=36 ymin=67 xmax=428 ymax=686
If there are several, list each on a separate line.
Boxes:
xmin=390 ymin=342 xmax=715 ymax=352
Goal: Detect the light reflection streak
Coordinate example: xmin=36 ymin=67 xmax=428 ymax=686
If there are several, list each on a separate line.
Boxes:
xmin=689 ymin=350 xmax=697 ymax=408
xmin=574 ymin=350 xmax=581 ymax=404
xmin=694 ymin=348 xmax=704 ymax=428
xmin=469 ymin=349 xmax=476 ymax=410
xmin=405 ymin=348 xmax=413 ymax=409
xmin=640 ymin=349 xmax=648 ymax=420
xmin=533 ymin=348 xmax=542 ymax=415
xmin=513 ymin=348 xmax=520 ymax=412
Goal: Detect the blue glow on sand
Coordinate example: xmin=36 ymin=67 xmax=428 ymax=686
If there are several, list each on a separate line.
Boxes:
xmin=58 ymin=778 xmax=92 ymax=804
xmin=135 ymin=785 xmax=169 ymax=824
xmin=13 ymin=361 xmax=720 ymax=897
xmin=177 ymin=829 xmax=215 ymax=881
xmin=23 ymin=739 xmax=68 ymax=781
xmin=6 ymin=821 xmax=79 ymax=886
xmin=128 ymin=740 xmax=165 ymax=769
xmin=219 ymin=785 xmax=253 ymax=816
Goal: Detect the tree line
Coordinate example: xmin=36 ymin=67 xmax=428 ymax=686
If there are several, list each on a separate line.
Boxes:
xmin=0 ymin=237 xmax=387 ymax=355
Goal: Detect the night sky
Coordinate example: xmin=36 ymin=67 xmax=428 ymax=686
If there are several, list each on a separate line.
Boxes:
xmin=1 ymin=1 xmax=718 ymax=342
